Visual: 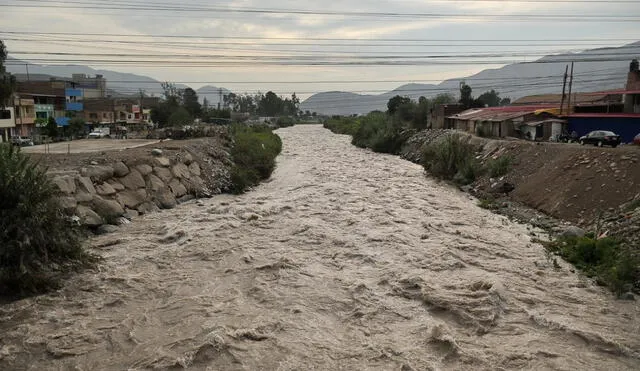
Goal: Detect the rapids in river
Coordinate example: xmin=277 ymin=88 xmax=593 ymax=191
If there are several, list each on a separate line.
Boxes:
xmin=1 ymin=125 xmax=639 ymax=370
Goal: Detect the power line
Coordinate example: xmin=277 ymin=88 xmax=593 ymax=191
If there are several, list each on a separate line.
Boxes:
xmin=3 ymin=3 xmax=639 ymax=22
xmin=2 ymin=31 xmax=638 ymax=43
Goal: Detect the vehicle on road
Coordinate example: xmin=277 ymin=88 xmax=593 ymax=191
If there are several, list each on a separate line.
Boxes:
xmin=579 ymin=131 xmax=621 ymax=148
xmin=634 ymin=133 xmax=640 ymax=145
xmin=11 ymin=136 xmax=34 ymax=146
xmin=88 ymin=127 xmax=111 ymax=139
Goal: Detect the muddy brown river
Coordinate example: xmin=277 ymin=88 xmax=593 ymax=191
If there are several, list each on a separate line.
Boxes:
xmin=1 ymin=125 xmax=639 ymax=370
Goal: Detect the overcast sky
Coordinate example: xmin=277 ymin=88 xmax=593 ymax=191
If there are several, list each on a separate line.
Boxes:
xmin=1 ymin=0 xmax=639 ymax=98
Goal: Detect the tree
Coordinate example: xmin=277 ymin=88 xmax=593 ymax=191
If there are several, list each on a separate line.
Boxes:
xmin=45 ymin=117 xmax=58 ymax=138
xmin=1 ymin=40 xmax=16 ymax=108
xmin=387 ymin=95 xmax=411 ymax=115
xmin=459 ymin=83 xmax=474 ymax=109
xmin=413 ymin=97 xmax=430 ymax=130
xmin=500 ymin=97 xmax=511 ymax=106
xmin=432 ymin=93 xmax=456 ymax=106
xmin=161 ymin=82 xmax=182 ymax=102
xmin=258 ymin=91 xmax=283 ymax=116
xmin=68 ymin=117 xmax=85 ymax=138
xmin=183 ymin=88 xmax=201 ymax=118
xmin=168 ymin=107 xmax=192 ymax=127
xmin=477 ymin=89 xmax=502 ymax=107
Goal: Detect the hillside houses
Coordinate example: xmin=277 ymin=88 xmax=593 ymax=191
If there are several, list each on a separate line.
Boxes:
xmin=0 ymin=75 xmax=157 ymax=143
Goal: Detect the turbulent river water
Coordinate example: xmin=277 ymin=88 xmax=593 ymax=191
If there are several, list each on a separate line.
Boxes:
xmin=1 ymin=125 xmax=639 ymax=370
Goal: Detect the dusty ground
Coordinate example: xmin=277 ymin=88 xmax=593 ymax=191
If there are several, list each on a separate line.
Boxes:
xmin=1 ymin=125 xmax=639 ymax=370
xmin=22 ymin=139 xmax=161 ymax=154
xmin=475 ymin=141 xmax=640 ymax=226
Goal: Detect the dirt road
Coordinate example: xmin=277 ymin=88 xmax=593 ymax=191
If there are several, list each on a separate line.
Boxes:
xmin=1 ymin=125 xmax=639 ymax=370
xmin=22 ymin=139 xmax=160 ymax=154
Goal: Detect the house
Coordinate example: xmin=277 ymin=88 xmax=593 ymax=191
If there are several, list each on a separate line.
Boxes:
xmin=83 ymin=97 xmax=159 ymax=125
xmin=16 ymin=79 xmax=84 ymax=131
xmin=565 ymin=60 xmax=640 ymax=143
xmin=429 ymin=103 xmax=465 ymax=129
xmin=446 ymin=105 xmax=563 ymax=140
xmin=13 ymin=96 xmax=36 ymax=136
xmin=71 ymin=74 xmax=107 ymax=98
xmin=0 ymin=106 xmax=16 ymax=142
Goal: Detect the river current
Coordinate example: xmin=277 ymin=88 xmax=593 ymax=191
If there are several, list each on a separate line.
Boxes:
xmin=1 ymin=125 xmax=639 ymax=370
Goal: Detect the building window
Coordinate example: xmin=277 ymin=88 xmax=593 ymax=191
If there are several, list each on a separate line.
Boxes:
xmin=0 ymin=110 xmax=12 ymax=119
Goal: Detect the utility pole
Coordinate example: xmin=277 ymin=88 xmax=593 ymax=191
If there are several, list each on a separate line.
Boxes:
xmin=25 ymin=63 xmax=30 ymax=81
xmin=560 ymin=65 xmax=568 ymax=115
xmin=138 ymin=89 xmax=145 ymax=124
xmin=218 ymin=88 xmax=222 ymax=110
xmin=567 ymin=62 xmax=574 ymax=115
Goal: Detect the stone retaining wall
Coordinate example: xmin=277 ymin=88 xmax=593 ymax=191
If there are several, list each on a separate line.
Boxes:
xmin=51 ymin=149 xmax=211 ymax=227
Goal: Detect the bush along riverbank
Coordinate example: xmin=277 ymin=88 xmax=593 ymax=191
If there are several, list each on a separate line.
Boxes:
xmin=0 ymin=144 xmax=96 ymax=297
xmin=228 ymin=124 xmax=283 ymax=194
xmin=323 ymin=112 xmax=415 ymax=155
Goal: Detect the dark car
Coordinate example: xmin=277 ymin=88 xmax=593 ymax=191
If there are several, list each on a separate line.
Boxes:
xmin=579 ymin=131 xmax=621 ymax=148
xmin=634 ymin=133 xmax=640 ymax=145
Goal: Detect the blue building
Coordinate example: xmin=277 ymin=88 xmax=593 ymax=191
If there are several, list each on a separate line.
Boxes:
xmin=567 ymin=113 xmax=640 ymax=143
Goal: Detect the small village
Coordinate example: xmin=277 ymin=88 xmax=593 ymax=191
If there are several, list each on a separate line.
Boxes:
xmin=1 ymin=60 xmax=640 ymax=147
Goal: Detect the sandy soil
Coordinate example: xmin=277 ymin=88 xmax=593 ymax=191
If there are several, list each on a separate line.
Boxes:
xmin=22 ymin=139 xmax=161 ymax=154
xmin=1 ymin=125 xmax=639 ymax=370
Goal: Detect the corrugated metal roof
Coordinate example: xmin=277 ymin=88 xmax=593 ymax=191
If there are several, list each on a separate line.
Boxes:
xmin=523 ymin=118 xmax=567 ymax=127
xmin=513 ymin=92 xmax=621 ymax=105
xmin=447 ymin=105 xmax=557 ymax=122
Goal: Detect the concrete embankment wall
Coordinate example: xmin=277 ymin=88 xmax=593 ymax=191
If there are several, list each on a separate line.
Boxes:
xmin=50 ymin=149 xmax=223 ymax=228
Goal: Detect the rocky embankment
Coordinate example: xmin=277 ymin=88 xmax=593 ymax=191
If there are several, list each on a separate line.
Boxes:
xmin=45 ymin=137 xmax=232 ymax=230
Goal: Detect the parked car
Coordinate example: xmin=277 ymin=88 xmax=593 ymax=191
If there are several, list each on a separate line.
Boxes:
xmin=579 ymin=131 xmax=621 ymax=148
xmin=634 ymin=133 xmax=640 ymax=145
xmin=11 ymin=136 xmax=34 ymax=146
xmin=88 ymin=127 xmax=111 ymax=139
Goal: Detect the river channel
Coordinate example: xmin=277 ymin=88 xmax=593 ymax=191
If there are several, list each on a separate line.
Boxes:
xmin=1 ymin=125 xmax=639 ymax=370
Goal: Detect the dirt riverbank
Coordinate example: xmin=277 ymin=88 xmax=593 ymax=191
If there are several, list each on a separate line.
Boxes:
xmin=401 ymin=131 xmax=640 ymax=229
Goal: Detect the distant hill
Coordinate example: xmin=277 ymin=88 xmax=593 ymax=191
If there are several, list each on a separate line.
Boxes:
xmin=300 ymin=41 xmax=640 ymax=115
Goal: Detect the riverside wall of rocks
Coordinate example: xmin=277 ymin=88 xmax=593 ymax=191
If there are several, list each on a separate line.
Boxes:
xmin=50 ymin=149 xmax=217 ymax=228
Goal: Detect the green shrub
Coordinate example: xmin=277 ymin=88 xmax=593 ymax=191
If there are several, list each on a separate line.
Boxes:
xmin=545 ymin=235 xmax=639 ymax=295
xmin=487 ymin=156 xmax=512 ymax=178
xmin=275 ymin=116 xmax=296 ymax=128
xmin=323 ymin=116 xmax=361 ymax=136
xmin=421 ymin=134 xmax=482 ymax=185
xmin=478 ymin=198 xmax=500 ymax=210
xmin=228 ymin=125 xmax=282 ymax=194
xmin=0 ymin=144 xmax=93 ymax=296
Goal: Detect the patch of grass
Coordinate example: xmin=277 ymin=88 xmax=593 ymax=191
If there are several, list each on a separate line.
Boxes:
xmin=421 ymin=134 xmax=483 ymax=185
xmin=323 ymin=116 xmax=361 ymax=136
xmin=544 ymin=235 xmax=639 ymax=295
xmin=623 ymin=198 xmax=640 ymax=213
xmin=0 ymin=144 xmax=95 ymax=297
xmin=487 ymin=156 xmax=512 ymax=178
xmin=478 ymin=198 xmax=500 ymax=210
xmin=228 ymin=125 xmax=282 ymax=194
